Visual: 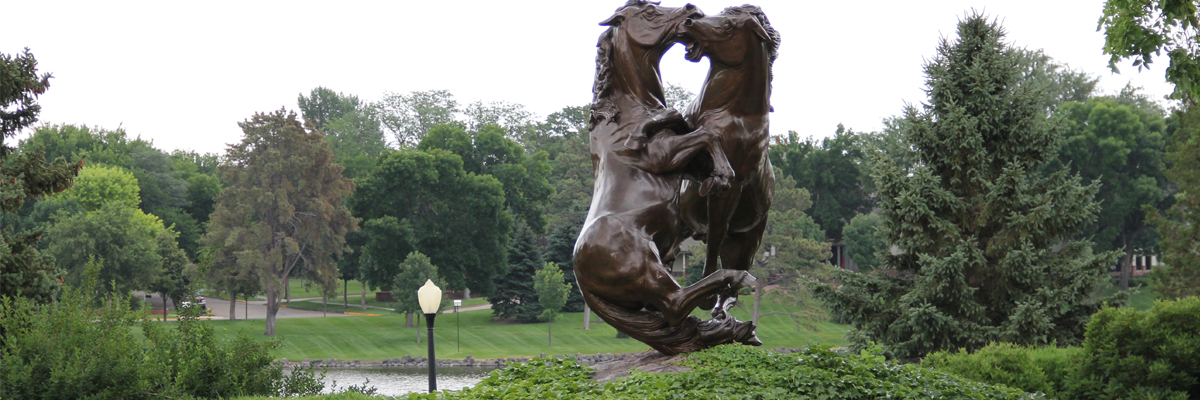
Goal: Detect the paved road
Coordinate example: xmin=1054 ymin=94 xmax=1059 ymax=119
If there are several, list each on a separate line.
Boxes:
xmin=139 ymin=291 xmax=490 ymax=320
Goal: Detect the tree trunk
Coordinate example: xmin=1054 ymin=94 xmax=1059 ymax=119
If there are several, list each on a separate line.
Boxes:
xmin=416 ymin=313 xmax=422 ymax=344
xmin=360 ymin=281 xmax=367 ymax=311
xmin=265 ymin=287 xmax=278 ymax=336
xmin=243 ymin=293 xmax=248 ymax=320
xmin=1120 ymin=236 xmax=1133 ymax=290
xmin=285 ymin=282 xmax=290 ymax=303
xmin=405 ymin=312 xmax=415 ymax=328
xmin=162 ymin=292 xmax=168 ymax=321
xmin=343 ymin=278 xmax=348 ymax=308
xmin=582 ymin=303 xmax=591 ymax=330
xmin=323 ymin=295 xmax=327 ymax=317
xmin=229 ymin=291 xmax=237 ymax=321
xmin=463 ymin=287 xmax=470 ymax=301
xmin=752 ymin=278 xmax=764 ymax=326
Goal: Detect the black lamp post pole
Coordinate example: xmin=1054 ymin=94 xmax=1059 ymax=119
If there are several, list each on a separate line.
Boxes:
xmin=425 ymin=313 xmax=437 ymax=393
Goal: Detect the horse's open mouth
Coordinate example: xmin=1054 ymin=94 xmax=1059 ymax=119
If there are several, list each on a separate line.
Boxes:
xmin=684 ymin=39 xmax=703 ymax=62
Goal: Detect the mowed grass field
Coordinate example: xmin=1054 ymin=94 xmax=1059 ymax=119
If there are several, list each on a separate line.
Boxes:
xmin=177 ymin=299 xmax=849 ymax=361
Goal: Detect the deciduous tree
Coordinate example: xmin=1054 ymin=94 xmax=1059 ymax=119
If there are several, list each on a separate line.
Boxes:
xmin=534 ymin=261 xmax=569 ymax=347
xmin=351 ymin=147 xmax=510 ymax=296
xmin=770 ymin=127 xmax=872 ymax=240
xmin=378 ymin=90 xmax=459 ymax=147
xmin=1148 ymin=104 xmax=1200 ymax=299
xmin=1052 ymin=92 xmax=1169 ymax=289
xmin=202 ymin=109 xmax=358 ymax=336
xmin=1099 ymin=0 xmax=1200 ymax=98
xmin=813 ymin=15 xmax=1120 ymax=360
xmin=842 ymin=213 xmax=887 ymax=273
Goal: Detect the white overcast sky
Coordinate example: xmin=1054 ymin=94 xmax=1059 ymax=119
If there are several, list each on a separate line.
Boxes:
xmin=2 ymin=0 xmax=1178 ymax=155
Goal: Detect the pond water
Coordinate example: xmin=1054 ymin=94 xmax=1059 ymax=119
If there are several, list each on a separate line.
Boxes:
xmin=318 ymin=367 xmax=498 ymax=396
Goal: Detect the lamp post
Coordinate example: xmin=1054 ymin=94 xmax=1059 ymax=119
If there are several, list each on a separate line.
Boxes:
xmin=417 ymin=279 xmax=442 ymax=393
xmin=453 ymin=299 xmax=462 ymax=353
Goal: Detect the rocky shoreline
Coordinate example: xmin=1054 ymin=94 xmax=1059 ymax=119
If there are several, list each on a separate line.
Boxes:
xmin=276 ymin=346 xmax=818 ymax=378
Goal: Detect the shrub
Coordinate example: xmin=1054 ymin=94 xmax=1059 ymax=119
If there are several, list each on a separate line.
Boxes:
xmin=0 ymin=261 xmax=326 ymax=399
xmin=923 ymin=343 xmax=1081 ymax=397
xmin=408 ymin=344 xmax=1039 ymax=399
xmin=1066 ymin=297 xmax=1200 ymax=400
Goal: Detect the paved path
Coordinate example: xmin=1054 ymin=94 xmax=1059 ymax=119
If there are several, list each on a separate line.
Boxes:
xmin=139 ymin=291 xmax=490 ymax=320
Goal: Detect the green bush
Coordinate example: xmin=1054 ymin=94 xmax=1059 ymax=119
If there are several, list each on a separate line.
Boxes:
xmin=923 ymin=343 xmax=1081 ymax=397
xmin=0 ymin=261 xmax=326 ymax=399
xmin=1066 ymin=297 xmax=1200 ymax=400
xmin=923 ymin=297 xmax=1200 ymax=400
xmin=408 ymin=344 xmax=1039 ymax=399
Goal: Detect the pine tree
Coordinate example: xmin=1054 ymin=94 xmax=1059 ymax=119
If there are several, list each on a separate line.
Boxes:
xmin=813 ymin=14 xmax=1120 ymax=360
xmin=0 ymin=48 xmax=78 ymax=303
xmin=490 ymin=222 xmax=543 ymax=322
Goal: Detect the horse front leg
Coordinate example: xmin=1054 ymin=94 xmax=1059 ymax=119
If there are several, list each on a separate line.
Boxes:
xmin=655 ymin=268 xmax=756 ymax=327
xmin=628 ymin=128 xmax=734 ymax=194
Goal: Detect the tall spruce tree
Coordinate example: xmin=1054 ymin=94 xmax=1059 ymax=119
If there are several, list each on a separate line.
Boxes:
xmin=490 ymin=222 xmax=543 ymax=322
xmin=0 ymin=48 xmax=77 ymax=303
xmin=813 ymin=15 xmax=1121 ymax=360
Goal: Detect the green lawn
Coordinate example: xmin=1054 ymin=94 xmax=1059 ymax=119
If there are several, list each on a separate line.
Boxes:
xmin=173 ymin=299 xmax=847 ymax=361
xmin=1100 ymin=277 xmax=1157 ymax=311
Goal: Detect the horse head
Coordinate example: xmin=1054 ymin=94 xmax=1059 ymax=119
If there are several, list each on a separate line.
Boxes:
xmin=679 ymin=5 xmax=779 ymax=66
xmin=601 ymin=1 xmax=704 ymax=51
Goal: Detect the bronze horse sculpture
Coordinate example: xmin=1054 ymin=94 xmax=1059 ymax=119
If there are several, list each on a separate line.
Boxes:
xmin=678 ymin=5 xmax=780 ymax=310
xmin=571 ymin=0 xmax=761 ymax=355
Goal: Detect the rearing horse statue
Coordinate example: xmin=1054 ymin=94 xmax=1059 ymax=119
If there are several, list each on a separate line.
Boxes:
xmin=572 ymin=0 xmax=760 ymax=355
xmin=678 ymin=5 xmax=780 ymax=309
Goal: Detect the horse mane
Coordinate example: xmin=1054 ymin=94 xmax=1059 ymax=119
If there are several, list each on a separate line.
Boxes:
xmin=723 ymin=5 xmax=780 ymax=85
xmin=589 ymin=0 xmax=657 ymax=130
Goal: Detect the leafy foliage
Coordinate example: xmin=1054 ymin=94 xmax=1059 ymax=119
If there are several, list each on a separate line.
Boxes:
xmin=769 ymin=126 xmax=872 ymax=240
xmin=45 ymin=201 xmax=182 ymax=296
xmin=202 ymin=109 xmax=358 ymax=336
xmin=925 ymin=297 xmax=1200 ymax=400
xmin=391 ymin=251 xmax=449 ymax=325
xmin=1148 ymin=104 xmax=1200 ymax=299
xmin=534 ymin=261 xmax=570 ymax=346
xmin=1052 ymin=92 xmax=1169 ymax=289
xmin=419 ymin=123 xmax=554 ymax=233
xmin=60 ymin=164 xmax=140 ymax=211
xmin=924 ymin=342 xmax=1083 ymax=398
xmin=351 ymin=147 xmax=511 ymax=295
xmin=379 ymin=90 xmax=459 ymax=147
xmin=0 ymin=260 xmax=326 ymax=399
xmin=814 ymin=14 xmax=1119 ymax=360
xmin=407 ymin=345 xmax=1037 ymax=399
xmin=298 ymin=87 xmax=387 ymax=180
xmin=842 ymin=212 xmax=886 ymax=272
xmin=1099 ymin=0 xmax=1200 ymax=99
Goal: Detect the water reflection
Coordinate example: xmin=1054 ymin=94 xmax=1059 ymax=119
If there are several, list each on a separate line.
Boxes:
xmin=320 ymin=367 xmax=497 ymax=396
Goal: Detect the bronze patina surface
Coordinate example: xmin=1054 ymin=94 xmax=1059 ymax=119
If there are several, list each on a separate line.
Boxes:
xmin=571 ymin=1 xmax=778 ymax=355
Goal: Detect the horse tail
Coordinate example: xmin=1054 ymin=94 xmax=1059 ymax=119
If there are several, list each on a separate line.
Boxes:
xmin=582 ymin=290 xmax=750 ymax=356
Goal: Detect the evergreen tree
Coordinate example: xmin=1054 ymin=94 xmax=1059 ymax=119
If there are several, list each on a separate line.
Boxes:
xmin=490 ymin=223 xmax=543 ymax=322
xmin=0 ymin=48 xmax=77 ymax=303
xmin=543 ymin=217 xmax=585 ymax=312
xmin=392 ymin=251 xmax=447 ymax=329
xmin=813 ymin=15 xmax=1120 ymax=360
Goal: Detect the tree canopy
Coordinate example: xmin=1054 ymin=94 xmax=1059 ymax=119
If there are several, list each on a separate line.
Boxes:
xmin=202 ymin=109 xmax=358 ymax=336
xmin=351 ymin=146 xmax=511 ymax=296
xmin=769 ymin=127 xmax=872 ymax=241
xmin=1099 ymin=0 xmax=1200 ymax=98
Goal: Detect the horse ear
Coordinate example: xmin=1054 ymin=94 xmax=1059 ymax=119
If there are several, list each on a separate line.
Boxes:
xmin=600 ymin=14 xmax=624 ymax=26
xmin=746 ymin=17 xmax=776 ymax=45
